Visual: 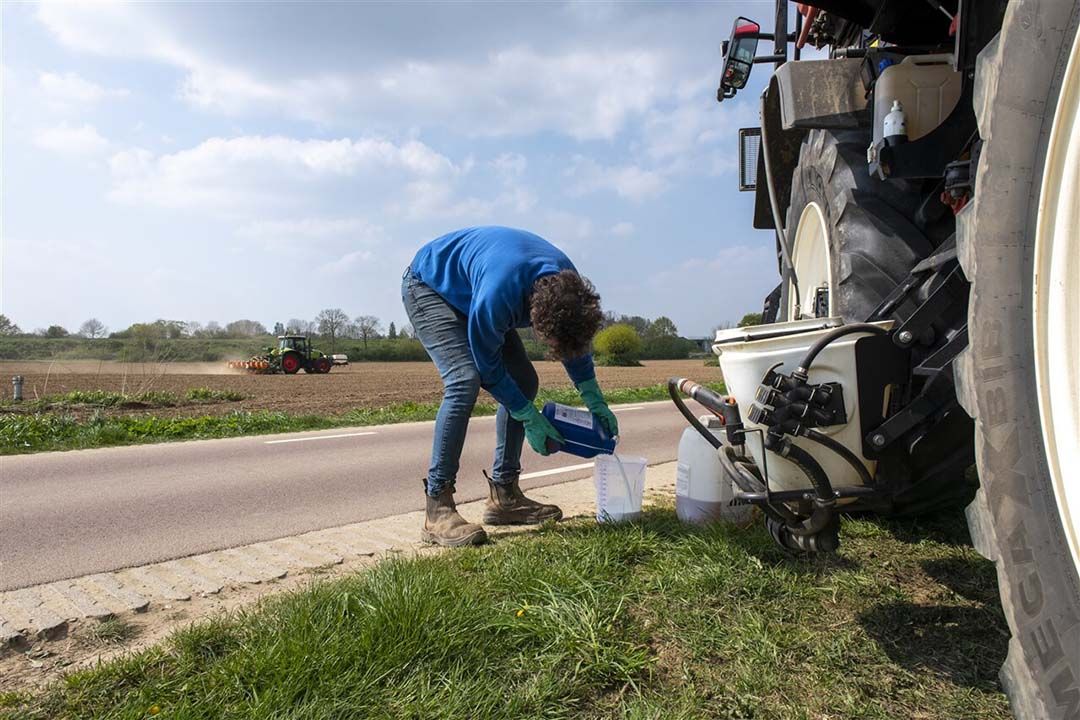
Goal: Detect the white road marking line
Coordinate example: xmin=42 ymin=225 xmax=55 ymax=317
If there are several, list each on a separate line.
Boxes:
xmin=612 ymin=405 xmax=645 ymax=413
xmin=520 ymin=462 xmax=595 ymax=480
xmin=264 ymin=432 xmax=378 ymax=445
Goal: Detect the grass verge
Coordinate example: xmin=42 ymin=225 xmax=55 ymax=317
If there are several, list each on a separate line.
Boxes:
xmin=0 ymin=506 xmax=1008 ymax=719
xmin=0 ymin=382 xmax=723 ymax=455
xmin=1 ymin=388 xmax=245 ymax=412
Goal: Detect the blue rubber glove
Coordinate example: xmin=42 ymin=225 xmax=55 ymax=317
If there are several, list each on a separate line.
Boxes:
xmin=510 ymin=404 xmax=564 ymax=455
xmin=576 ymin=377 xmax=619 ymax=438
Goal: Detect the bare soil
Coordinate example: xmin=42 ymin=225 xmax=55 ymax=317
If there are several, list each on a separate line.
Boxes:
xmin=0 ymin=359 xmax=719 ymax=419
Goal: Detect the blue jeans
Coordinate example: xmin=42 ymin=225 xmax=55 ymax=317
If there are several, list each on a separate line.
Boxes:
xmin=402 ymin=271 xmax=539 ymax=497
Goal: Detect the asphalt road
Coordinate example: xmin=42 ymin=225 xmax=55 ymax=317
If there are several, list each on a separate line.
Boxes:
xmin=1 ymin=400 xmax=702 ymax=590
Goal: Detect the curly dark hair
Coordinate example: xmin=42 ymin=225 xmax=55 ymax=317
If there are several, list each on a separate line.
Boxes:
xmin=530 ymin=270 xmax=603 ymax=360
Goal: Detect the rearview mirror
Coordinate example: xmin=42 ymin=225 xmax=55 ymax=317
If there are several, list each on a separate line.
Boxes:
xmin=719 ymin=17 xmax=760 ymax=100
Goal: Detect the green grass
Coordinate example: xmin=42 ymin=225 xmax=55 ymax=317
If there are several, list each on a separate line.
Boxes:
xmin=81 ymin=619 xmax=137 ymax=648
xmin=2 ymin=507 xmax=1009 ymax=719
xmin=2 ymin=388 xmax=246 ymax=412
xmin=0 ymin=382 xmax=723 ymax=455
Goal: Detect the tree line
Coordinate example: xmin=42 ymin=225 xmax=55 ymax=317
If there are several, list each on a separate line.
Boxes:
xmin=0 ymin=312 xmax=411 ymax=352
xmin=0 ymin=309 xmax=761 ymax=364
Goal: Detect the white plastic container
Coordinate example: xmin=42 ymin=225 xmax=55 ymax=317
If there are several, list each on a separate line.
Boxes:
xmin=713 ymin=318 xmax=892 ymax=493
xmin=594 ymin=454 xmax=646 ymax=523
xmin=872 ymin=54 xmax=961 ymax=144
xmin=676 ymin=422 xmax=753 ymax=525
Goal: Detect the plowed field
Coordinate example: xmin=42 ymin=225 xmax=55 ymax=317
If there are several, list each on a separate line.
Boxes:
xmin=0 ymin=360 xmax=719 ymax=418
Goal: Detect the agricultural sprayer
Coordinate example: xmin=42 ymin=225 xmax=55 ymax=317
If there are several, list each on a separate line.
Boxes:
xmin=227 ymin=335 xmax=348 ymax=374
xmin=667 ymin=3 xmax=1079 ymax=717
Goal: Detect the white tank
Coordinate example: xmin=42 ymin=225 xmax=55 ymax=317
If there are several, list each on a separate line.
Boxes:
xmin=713 ymin=318 xmax=893 ymax=493
xmin=676 ymin=420 xmax=753 ymax=526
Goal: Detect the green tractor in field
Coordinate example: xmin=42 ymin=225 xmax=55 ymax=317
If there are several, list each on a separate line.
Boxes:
xmin=229 ymin=335 xmax=343 ymax=374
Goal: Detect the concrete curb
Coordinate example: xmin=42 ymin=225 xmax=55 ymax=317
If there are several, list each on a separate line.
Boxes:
xmin=1 ymin=463 xmax=678 ymax=648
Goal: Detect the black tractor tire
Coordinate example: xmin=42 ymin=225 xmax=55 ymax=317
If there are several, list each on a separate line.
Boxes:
xmin=782 ymin=128 xmax=974 ymax=514
xmin=315 ymin=357 xmax=332 ymax=374
xmin=280 ymin=351 xmax=302 ymax=375
xmin=956 ymin=2 xmax=1080 ymax=717
xmin=782 ymin=128 xmax=932 ymax=322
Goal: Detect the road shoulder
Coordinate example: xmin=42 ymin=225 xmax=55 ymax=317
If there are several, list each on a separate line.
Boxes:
xmin=0 ymin=463 xmax=677 ymax=692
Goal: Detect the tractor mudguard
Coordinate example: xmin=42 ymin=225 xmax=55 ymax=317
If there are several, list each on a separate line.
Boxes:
xmin=774 ymin=58 xmax=869 ymax=131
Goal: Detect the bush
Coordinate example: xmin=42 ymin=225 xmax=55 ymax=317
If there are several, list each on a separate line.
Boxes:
xmin=593 ymin=324 xmax=642 ymax=366
xmin=343 ymin=338 xmax=430 ymax=362
xmin=738 ymin=312 xmax=763 ymax=328
xmin=640 ymin=335 xmax=699 ymax=360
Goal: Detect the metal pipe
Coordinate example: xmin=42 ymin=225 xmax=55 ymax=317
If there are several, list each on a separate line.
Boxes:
xmin=12 ymin=375 xmax=23 ymax=402
xmin=735 ymin=485 xmax=879 ymax=503
xmin=773 ymin=0 xmax=788 ymax=70
xmin=793 ymin=8 xmax=803 ymax=59
xmin=758 ymin=92 xmax=800 ymax=317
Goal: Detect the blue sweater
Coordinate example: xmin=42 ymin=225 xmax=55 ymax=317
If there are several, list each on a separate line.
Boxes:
xmin=410 ymin=226 xmax=596 ymax=412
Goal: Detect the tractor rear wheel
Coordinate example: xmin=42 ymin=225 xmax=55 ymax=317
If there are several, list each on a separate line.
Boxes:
xmin=783 ymin=128 xmax=928 ymax=322
xmin=955 ymin=2 xmax=1080 ymax=716
xmin=280 ymin=351 xmax=302 ymax=375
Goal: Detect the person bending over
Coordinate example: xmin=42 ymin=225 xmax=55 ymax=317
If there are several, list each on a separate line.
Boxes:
xmin=402 ymin=226 xmax=618 ymax=546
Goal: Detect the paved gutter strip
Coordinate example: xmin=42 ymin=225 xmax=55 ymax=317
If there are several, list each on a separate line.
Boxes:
xmin=192 ymin=552 xmax=264 ymax=586
xmin=0 ymin=615 xmax=23 ymax=646
xmin=159 ymin=559 xmax=225 ymax=596
xmin=0 ymin=464 xmax=677 ymax=646
xmin=3 ymin=590 xmax=68 ymax=640
xmin=265 ymin=538 xmax=344 ymax=568
xmin=222 ymin=547 xmax=289 ymax=582
xmin=84 ymin=574 xmax=151 ymax=613
xmin=45 ymin=583 xmax=114 ymax=621
xmin=119 ymin=567 xmax=191 ymax=602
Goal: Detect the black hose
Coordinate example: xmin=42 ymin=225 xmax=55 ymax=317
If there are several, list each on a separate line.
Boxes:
xmin=667 ymin=378 xmax=721 ymax=450
xmin=720 ymin=446 xmax=800 ymax=525
xmin=796 ymin=323 xmax=887 ymax=378
xmin=719 ymin=444 xmax=765 ymax=494
xmin=769 ymin=436 xmax=835 ymax=501
xmin=800 ymin=428 xmax=874 ymax=487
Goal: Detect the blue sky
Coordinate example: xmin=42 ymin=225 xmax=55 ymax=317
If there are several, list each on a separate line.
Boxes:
xmin=2 ymin=0 xmax=780 ymax=337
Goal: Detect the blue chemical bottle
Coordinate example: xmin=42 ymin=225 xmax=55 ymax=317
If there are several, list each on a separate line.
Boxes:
xmin=541 ymin=402 xmax=617 ymax=458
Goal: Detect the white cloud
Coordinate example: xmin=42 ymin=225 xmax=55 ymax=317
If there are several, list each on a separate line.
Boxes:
xmin=179 ymin=64 xmax=351 ymax=122
xmin=645 ymin=244 xmax=779 ymax=330
xmin=38 ymin=71 xmax=128 ymax=104
xmin=35 ymin=2 xmax=345 ymax=122
xmin=566 ymin=156 xmax=667 ymax=202
xmin=36 ymin=3 xmax=669 ymax=139
xmin=398 ymin=179 xmax=494 ymax=222
xmin=498 ymin=186 xmax=537 ymax=213
xmin=491 ymin=152 xmax=527 ymax=180
xmin=642 ymin=94 xmax=757 ymax=174
xmin=236 ymin=217 xmax=382 ymax=239
xmin=107 ymin=135 xmax=458 ymax=209
xmin=318 ymin=249 xmax=373 ymax=275
xmin=32 ymin=123 xmax=109 ymax=155
xmin=376 ymin=47 xmax=665 ymax=140
xmin=611 ymin=221 xmax=635 ymax=237
xmin=541 ymin=210 xmax=594 ymax=242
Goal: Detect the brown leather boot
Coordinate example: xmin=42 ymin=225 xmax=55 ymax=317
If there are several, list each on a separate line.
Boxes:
xmin=421 ymin=482 xmax=487 ymax=547
xmin=482 ymin=473 xmax=563 ymax=525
